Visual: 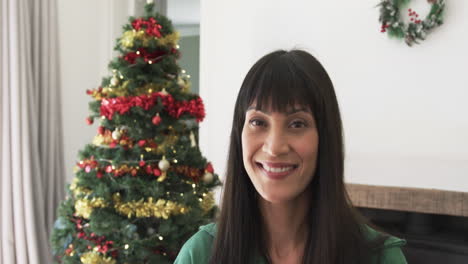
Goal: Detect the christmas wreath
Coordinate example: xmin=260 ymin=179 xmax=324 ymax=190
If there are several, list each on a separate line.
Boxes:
xmin=378 ymin=0 xmax=445 ymax=46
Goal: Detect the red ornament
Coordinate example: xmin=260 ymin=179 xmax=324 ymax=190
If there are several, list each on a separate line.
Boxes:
xmin=153 ymin=168 xmax=161 ymax=176
xmin=96 ymin=171 xmax=103 ymax=179
xmin=205 ymin=163 xmax=214 ymax=173
xmin=131 ymin=169 xmax=137 ymax=176
xmin=145 ymin=165 xmax=153 ymax=174
xmin=106 ymin=165 xmax=113 ymax=173
xmin=138 ymin=140 xmax=146 ymax=147
xmin=109 ymin=142 xmax=117 ymax=148
xmin=139 ymin=160 xmax=146 ymax=167
xmin=152 ymin=114 xmax=162 ymax=125
xmin=86 ymin=117 xmax=94 ymax=125
xmin=97 ymin=126 xmax=105 ymax=135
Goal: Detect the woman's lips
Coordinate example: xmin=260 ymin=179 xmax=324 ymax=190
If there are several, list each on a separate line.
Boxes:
xmin=256 ymin=162 xmax=298 ymax=180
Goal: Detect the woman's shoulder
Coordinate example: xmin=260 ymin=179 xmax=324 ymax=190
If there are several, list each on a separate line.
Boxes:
xmin=174 ymin=223 xmax=217 ymax=264
xmin=364 ymin=225 xmax=408 ymax=264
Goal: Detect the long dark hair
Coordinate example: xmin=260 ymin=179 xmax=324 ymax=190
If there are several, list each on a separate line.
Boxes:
xmin=210 ymin=50 xmax=385 ymax=264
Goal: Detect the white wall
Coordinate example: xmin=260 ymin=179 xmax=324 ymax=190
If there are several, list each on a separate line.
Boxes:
xmin=58 ymin=0 xmax=130 ymax=181
xmin=199 ymin=1 xmax=468 ymax=192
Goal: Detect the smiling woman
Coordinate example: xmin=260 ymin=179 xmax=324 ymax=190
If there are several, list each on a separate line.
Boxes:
xmin=174 ymin=50 xmax=408 ymax=264
xmin=242 ymin=106 xmax=319 ymax=204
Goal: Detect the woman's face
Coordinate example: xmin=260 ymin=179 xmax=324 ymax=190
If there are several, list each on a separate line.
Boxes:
xmin=241 ymin=104 xmax=319 ymax=204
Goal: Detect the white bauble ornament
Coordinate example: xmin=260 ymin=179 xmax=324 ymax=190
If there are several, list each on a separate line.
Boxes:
xmin=202 ymin=172 xmax=214 ymax=184
xmin=190 ymin=131 xmax=197 ymax=147
xmin=177 ymin=77 xmax=185 ymax=87
xmin=110 ymin=76 xmax=119 ymax=86
xmin=112 ymin=130 xmax=122 ymax=140
xmin=158 ymin=157 xmax=170 ymax=171
xmin=160 ymin=88 xmax=169 ymax=96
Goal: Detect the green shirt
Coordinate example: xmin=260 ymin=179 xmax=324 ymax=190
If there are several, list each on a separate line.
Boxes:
xmin=174 ymin=223 xmax=407 ymax=264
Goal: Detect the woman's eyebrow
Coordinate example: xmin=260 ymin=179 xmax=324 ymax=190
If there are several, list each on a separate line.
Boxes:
xmin=246 ymin=106 xmax=309 ymax=115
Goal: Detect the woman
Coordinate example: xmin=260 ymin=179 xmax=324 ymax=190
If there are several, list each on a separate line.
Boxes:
xmin=175 ymin=50 xmax=407 ymax=264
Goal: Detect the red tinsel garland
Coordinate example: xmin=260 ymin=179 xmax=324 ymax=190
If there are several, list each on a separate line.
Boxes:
xmin=71 ymin=218 xmax=118 ymax=258
xmin=99 ymin=92 xmax=205 ymax=122
xmin=123 ymin=48 xmax=167 ymax=64
xmin=77 ymin=157 xmax=206 ymax=182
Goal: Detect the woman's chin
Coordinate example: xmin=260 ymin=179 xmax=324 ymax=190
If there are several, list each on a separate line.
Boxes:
xmin=258 ymin=190 xmax=295 ymax=204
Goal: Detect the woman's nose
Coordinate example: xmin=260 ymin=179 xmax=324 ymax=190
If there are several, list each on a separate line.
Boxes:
xmin=261 ymin=127 xmax=289 ymax=157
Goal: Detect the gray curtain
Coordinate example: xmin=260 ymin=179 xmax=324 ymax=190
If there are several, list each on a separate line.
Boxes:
xmin=1 ymin=0 xmax=65 ymax=263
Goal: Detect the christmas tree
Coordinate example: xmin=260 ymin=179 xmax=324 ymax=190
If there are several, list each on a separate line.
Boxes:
xmin=51 ymin=3 xmax=221 ymax=263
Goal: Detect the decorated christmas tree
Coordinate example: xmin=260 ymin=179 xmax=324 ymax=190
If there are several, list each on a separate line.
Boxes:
xmin=51 ymin=3 xmax=221 ymax=263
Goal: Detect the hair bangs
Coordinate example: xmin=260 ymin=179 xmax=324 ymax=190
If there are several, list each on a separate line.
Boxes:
xmin=240 ymin=52 xmax=316 ymax=115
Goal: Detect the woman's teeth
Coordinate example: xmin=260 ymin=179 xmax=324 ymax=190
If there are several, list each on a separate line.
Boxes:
xmin=262 ymin=164 xmax=295 ymax=173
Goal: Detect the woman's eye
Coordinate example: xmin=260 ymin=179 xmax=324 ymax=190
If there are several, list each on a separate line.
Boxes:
xmin=290 ymin=120 xmax=307 ymax=128
xmin=249 ymin=119 xmax=266 ymax=127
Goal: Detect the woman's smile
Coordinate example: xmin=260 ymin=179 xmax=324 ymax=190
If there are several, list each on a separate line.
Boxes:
xmin=256 ymin=161 xmax=299 ymax=180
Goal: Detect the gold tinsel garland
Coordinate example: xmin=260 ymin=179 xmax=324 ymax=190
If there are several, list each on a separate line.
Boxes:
xmin=70 ymin=177 xmax=92 ymax=198
xmin=74 ymin=198 xmax=107 ymax=219
xmin=120 ymin=30 xmax=180 ymax=49
xmin=112 ymin=193 xmax=188 ymax=219
xmin=97 ymin=81 xmax=170 ymax=98
xmin=80 ymin=251 xmax=116 ymax=264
